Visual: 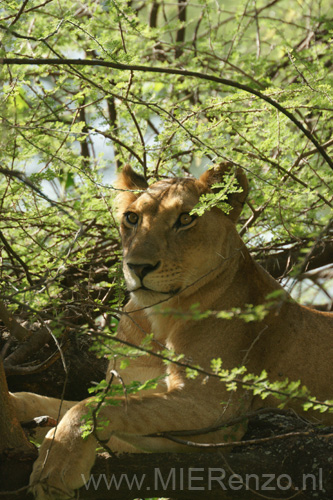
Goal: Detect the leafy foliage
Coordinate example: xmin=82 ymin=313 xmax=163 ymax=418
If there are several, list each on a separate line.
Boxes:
xmin=191 ymin=175 xmax=244 ymax=216
xmin=0 ymin=0 xmax=332 ymax=420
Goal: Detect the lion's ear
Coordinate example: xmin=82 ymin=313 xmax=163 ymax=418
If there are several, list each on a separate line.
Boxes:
xmin=115 ymin=164 xmax=149 ymax=190
xmin=198 ymin=162 xmax=249 ymax=223
xmin=114 ymin=165 xmax=148 ymax=219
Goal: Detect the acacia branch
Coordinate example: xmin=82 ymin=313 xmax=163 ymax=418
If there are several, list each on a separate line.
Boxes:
xmin=0 ymin=0 xmax=54 ymax=21
xmin=1 ymin=58 xmax=332 ymax=170
xmin=257 ymin=239 xmax=333 ymax=280
xmin=0 ymin=231 xmax=34 ymax=286
xmin=0 ymin=301 xmax=31 ymax=342
xmin=152 ymin=428 xmax=319 ymax=450
xmin=9 ymin=0 xmax=30 ymax=27
xmin=4 ymin=346 xmax=62 ymax=376
xmin=0 ymin=168 xmax=81 ymax=225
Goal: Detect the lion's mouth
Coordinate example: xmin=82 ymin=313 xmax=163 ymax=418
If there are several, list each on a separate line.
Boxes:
xmin=131 ymin=285 xmax=181 ymax=295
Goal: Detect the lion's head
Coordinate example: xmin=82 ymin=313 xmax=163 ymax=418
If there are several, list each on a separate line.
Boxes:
xmin=115 ymin=164 xmax=248 ymax=306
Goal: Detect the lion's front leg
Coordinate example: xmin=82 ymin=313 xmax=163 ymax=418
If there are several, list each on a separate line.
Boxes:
xmin=29 ymin=382 xmax=228 ymax=500
xmin=30 ymin=422 xmax=96 ymax=500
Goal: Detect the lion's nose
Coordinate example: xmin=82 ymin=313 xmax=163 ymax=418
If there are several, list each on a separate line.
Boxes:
xmin=127 ymin=262 xmax=160 ymax=280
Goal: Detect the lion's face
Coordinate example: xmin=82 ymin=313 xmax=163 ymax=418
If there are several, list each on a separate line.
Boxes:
xmin=115 ymin=164 xmax=248 ymax=306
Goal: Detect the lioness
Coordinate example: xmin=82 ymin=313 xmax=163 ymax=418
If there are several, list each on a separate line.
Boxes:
xmin=10 ymin=163 xmax=333 ymax=500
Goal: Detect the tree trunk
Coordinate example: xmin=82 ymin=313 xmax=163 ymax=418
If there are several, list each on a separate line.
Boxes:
xmin=0 ymin=357 xmax=37 ymax=494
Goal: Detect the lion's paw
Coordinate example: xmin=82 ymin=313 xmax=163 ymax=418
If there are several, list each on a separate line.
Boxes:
xmin=29 ymin=481 xmax=74 ymax=500
xmin=29 ymin=428 xmax=96 ymax=499
xmin=29 ymin=462 xmax=77 ymax=500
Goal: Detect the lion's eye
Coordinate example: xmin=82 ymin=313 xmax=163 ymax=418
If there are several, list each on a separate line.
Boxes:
xmin=177 ymin=213 xmax=196 ymax=228
xmin=124 ymin=212 xmax=139 ymax=226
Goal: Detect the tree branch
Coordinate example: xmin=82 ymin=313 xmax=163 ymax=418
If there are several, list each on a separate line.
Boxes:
xmin=0 ymin=231 xmax=34 ymax=286
xmin=1 ymin=412 xmax=332 ymax=499
xmin=257 ymin=240 xmax=333 ymax=280
xmin=1 ymin=57 xmax=332 ymax=170
xmin=9 ymin=0 xmax=30 ymax=27
xmin=0 ymin=301 xmax=31 ymax=342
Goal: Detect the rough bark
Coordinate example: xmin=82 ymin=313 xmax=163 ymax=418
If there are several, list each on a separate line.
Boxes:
xmin=0 ymin=357 xmax=37 ymax=495
xmin=0 ymin=358 xmax=35 ymax=454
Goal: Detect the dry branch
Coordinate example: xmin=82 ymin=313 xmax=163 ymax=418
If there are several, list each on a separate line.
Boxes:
xmin=258 ymin=240 xmax=333 ymax=280
xmin=0 ymin=301 xmax=31 ymax=342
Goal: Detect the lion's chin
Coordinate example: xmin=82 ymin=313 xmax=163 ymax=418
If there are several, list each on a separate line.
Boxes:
xmin=130 ymin=286 xmax=181 ymax=306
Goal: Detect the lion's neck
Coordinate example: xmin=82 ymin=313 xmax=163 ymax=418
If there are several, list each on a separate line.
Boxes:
xmin=135 ymin=245 xmax=285 ymax=343
xmin=208 ymin=247 xmax=285 ymax=310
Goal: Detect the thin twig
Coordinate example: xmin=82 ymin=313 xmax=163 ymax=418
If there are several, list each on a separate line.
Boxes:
xmin=148 ymin=428 xmax=319 ymax=449
xmin=9 ymin=0 xmax=30 ymax=27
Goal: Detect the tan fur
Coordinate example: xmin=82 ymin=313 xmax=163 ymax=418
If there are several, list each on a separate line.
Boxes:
xmin=11 ymin=164 xmax=333 ymax=499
